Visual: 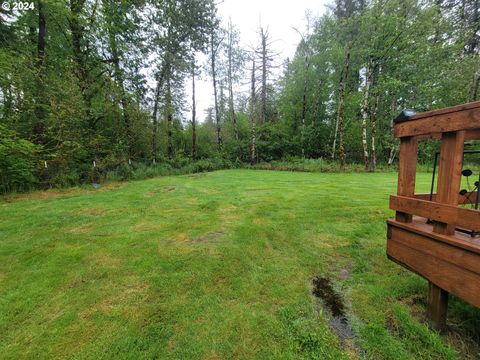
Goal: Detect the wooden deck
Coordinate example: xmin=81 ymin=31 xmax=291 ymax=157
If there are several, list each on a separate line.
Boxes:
xmin=387 ymin=101 xmax=480 ymax=330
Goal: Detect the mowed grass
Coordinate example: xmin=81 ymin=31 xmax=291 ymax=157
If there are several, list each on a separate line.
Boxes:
xmin=1 ymin=170 xmax=479 ymax=359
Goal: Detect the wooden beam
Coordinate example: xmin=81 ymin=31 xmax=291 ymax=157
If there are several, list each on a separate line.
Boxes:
xmin=387 ymin=219 xmax=480 ymax=255
xmin=396 ymin=137 xmax=418 ymax=222
xmin=413 ymin=192 xmax=478 ymax=205
xmin=416 ymin=129 xmax=480 ymax=141
xmin=434 ymin=131 xmax=466 ymax=235
xmin=390 ymin=195 xmax=480 ymax=231
xmin=466 ymin=128 xmax=480 ymax=140
xmin=394 ymin=107 xmax=480 ymax=138
xmin=400 ymin=101 xmax=480 ymax=121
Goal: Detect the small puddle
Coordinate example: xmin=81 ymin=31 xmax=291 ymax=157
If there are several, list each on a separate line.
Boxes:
xmin=312 ymin=276 xmax=359 ymax=352
xmin=312 ymin=276 xmax=345 ymax=317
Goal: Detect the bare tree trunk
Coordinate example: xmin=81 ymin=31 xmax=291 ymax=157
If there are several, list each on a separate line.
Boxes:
xmin=260 ymin=27 xmax=267 ymax=124
xmin=33 ymin=0 xmax=46 ymax=145
xmin=387 ymin=97 xmax=398 ymax=168
xmin=336 ymin=41 xmax=351 ymax=170
xmin=360 ymin=58 xmax=372 ymax=171
xmin=211 ymin=32 xmax=222 ymax=149
xmin=105 ymin=3 xmax=131 ymax=153
xmin=151 ymin=67 xmax=165 ymax=161
xmin=469 ymin=65 xmax=480 ymax=101
xmin=165 ymin=64 xmax=174 ymax=160
xmin=227 ymin=20 xmax=241 ymax=160
xmin=219 ymin=83 xmax=225 ymax=126
xmin=370 ymin=92 xmax=379 ymax=171
xmin=70 ymin=0 xmax=99 ymax=130
xmin=331 ymin=115 xmax=339 ymax=159
xmin=250 ymin=60 xmax=256 ymax=164
xmin=301 ymin=51 xmax=309 ymax=159
xmin=388 ymin=147 xmax=397 ymax=166
xmin=191 ymin=60 xmax=197 ymax=160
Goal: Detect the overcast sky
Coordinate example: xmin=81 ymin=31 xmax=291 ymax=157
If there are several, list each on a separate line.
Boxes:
xmin=192 ymin=0 xmax=329 ymax=121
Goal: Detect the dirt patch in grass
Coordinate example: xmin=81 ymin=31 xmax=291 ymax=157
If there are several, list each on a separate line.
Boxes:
xmin=444 ymin=329 xmax=480 ymax=360
xmin=78 ymin=207 xmax=107 ymax=216
xmin=147 ymin=185 xmax=176 ymax=197
xmin=400 ymin=293 xmax=427 ymax=323
xmin=401 ymin=294 xmax=480 ymax=359
xmin=131 ymin=221 xmax=165 ymax=232
xmin=312 ymin=276 xmax=361 ymax=356
xmin=185 ymin=173 xmax=207 ymax=179
xmin=312 ymin=276 xmax=346 ymax=318
xmin=68 ymin=224 xmax=93 ymax=234
xmin=87 ymin=252 xmax=122 ymax=268
xmin=190 ymin=229 xmax=225 ymax=243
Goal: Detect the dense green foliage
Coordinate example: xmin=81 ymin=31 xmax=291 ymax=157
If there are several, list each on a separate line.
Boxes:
xmin=1 ymin=170 xmax=479 ymax=358
xmin=1 ymin=0 xmax=480 ymax=192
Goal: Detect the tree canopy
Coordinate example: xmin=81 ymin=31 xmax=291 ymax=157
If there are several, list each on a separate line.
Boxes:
xmin=1 ymin=0 xmax=479 ymax=192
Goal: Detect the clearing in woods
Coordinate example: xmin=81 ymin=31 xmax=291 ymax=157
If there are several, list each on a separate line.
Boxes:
xmin=0 ymin=170 xmax=479 ymax=359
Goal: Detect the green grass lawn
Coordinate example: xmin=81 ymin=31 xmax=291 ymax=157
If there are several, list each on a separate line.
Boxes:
xmin=1 ymin=170 xmax=479 ymax=359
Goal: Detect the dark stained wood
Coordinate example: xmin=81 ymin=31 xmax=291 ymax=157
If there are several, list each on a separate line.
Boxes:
xmin=466 ymin=128 xmax=480 ymax=140
xmin=390 ymin=195 xmax=480 ymax=231
xmin=433 ymin=131 xmax=466 ymax=235
xmin=402 ymin=101 xmax=480 ymax=121
xmin=387 ymin=223 xmax=480 ymax=309
xmin=396 ymin=136 xmax=418 ymax=222
xmin=416 ymin=129 xmax=480 ymax=141
xmin=413 ymin=192 xmax=478 ymax=204
xmin=395 ymin=107 xmax=480 ymax=138
xmin=427 ymin=283 xmax=448 ymax=332
xmin=387 ymin=218 xmax=480 ymax=255
xmin=388 ymin=102 xmax=480 ymax=328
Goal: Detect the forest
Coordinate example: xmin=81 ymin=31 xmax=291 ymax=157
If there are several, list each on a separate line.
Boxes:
xmin=1 ymin=0 xmax=480 ymax=192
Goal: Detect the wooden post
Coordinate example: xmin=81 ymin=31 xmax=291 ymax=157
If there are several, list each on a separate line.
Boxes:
xmin=427 ymin=130 xmax=465 ymax=330
xmin=433 ymin=131 xmax=466 ymax=235
xmin=395 ymin=136 xmax=418 ymax=222
xmin=427 ymin=282 xmax=449 ymax=331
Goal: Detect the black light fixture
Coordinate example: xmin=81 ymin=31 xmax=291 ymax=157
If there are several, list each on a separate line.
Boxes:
xmin=394 ymin=109 xmax=417 ymax=123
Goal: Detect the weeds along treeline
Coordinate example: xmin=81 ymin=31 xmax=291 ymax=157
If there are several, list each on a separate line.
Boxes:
xmin=1 ymin=0 xmax=479 ymax=192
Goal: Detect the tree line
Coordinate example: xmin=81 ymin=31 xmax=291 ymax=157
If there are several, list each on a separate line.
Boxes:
xmin=1 ymin=0 xmax=479 ymax=192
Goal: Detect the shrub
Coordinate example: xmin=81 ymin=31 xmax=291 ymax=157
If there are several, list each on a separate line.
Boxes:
xmin=0 ymin=125 xmax=37 ymax=193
